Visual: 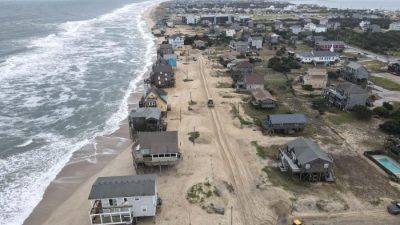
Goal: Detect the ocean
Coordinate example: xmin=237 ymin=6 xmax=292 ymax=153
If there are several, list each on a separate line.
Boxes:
xmin=288 ymin=0 xmax=400 ymax=10
xmin=0 ymin=0 xmax=158 ymax=224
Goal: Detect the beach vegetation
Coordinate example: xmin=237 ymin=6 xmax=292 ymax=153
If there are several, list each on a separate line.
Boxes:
xmin=188 ymin=131 xmax=200 ymax=143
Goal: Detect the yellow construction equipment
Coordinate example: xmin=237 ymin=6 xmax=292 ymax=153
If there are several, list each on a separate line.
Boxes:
xmin=293 ymin=219 xmax=304 ymax=225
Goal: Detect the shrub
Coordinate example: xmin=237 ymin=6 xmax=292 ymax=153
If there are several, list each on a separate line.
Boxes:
xmin=383 ymin=102 xmax=394 ymax=111
xmin=312 ymin=97 xmax=328 ymax=114
xmin=302 ymin=84 xmax=314 ymax=91
xmin=351 ymin=105 xmax=372 ymax=120
xmin=373 ymin=106 xmax=390 ymax=118
xmin=327 ymin=71 xmax=339 ymax=80
xmin=379 ymin=120 xmax=400 ymax=135
xmin=188 ymin=131 xmax=200 ymax=143
xmin=276 ymin=47 xmax=286 ymax=56
xmin=267 ymin=56 xmax=301 ymax=73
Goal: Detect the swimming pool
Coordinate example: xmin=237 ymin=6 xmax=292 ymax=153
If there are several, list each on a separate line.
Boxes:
xmin=372 ymin=155 xmax=400 ymax=176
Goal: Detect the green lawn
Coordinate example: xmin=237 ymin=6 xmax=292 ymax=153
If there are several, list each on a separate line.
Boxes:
xmin=386 ymin=51 xmax=400 ymax=57
xmin=325 ymin=112 xmax=356 ymax=125
xmin=360 ymin=60 xmax=387 ymax=73
xmin=295 ymin=43 xmax=312 ymax=52
xmin=370 ymin=76 xmax=400 ymax=91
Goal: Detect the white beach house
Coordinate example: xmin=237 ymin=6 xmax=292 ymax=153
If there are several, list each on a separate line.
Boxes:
xmin=88 ymin=175 xmax=159 ymax=225
xmin=168 ymin=34 xmax=185 ymax=49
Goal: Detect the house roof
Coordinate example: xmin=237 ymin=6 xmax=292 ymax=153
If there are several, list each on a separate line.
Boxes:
xmin=346 ymin=62 xmax=364 ymax=70
xmin=297 ymin=51 xmax=337 ymax=58
xmin=290 ymin=25 xmax=302 ymax=29
xmin=138 ymin=131 xmax=179 ymax=154
xmin=148 ymin=85 xmax=167 ymax=97
xmin=316 ymin=41 xmax=345 ymax=46
xmin=153 ymin=64 xmax=173 ymax=73
xmin=251 ymin=36 xmax=263 ymax=41
xmin=251 ymin=88 xmax=276 ymax=101
xmin=129 ymin=108 xmax=162 ymax=120
xmin=169 ymin=33 xmax=184 ymax=39
xmin=159 ymin=44 xmax=173 ymax=49
xmin=88 ymin=175 xmax=156 ymax=199
xmin=244 ymin=74 xmax=264 ymax=85
xmin=269 ymin=114 xmax=306 ymax=124
xmin=234 ymin=41 xmax=249 ymax=46
xmin=235 ymin=61 xmax=253 ymax=69
xmin=336 ymin=82 xmax=368 ymax=95
xmin=287 ymin=137 xmax=333 ymax=165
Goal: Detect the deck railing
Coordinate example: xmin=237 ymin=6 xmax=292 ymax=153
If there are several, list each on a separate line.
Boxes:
xmin=89 ymin=206 xmax=133 ymax=225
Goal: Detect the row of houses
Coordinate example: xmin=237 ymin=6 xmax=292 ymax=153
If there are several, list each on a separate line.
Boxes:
xmin=301 ymin=61 xmax=369 ymax=90
xmin=87 ymin=40 xmax=188 ymax=225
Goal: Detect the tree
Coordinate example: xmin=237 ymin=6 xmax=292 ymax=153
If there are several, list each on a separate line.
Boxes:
xmin=327 ymin=71 xmax=339 ymax=80
xmin=373 ymin=106 xmax=390 ymax=118
xmin=351 ymin=105 xmax=372 ymax=120
xmin=380 ymin=120 xmax=400 ymax=135
xmin=312 ymin=97 xmax=328 ymax=114
xmin=276 ymin=47 xmax=286 ymax=56
xmin=383 ymin=102 xmax=394 ymax=111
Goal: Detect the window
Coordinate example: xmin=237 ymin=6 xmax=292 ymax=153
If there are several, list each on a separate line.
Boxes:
xmin=109 ymin=199 xmax=117 ymax=206
xmin=135 ymin=197 xmax=139 ymax=201
xmin=141 ymin=206 xmax=147 ymax=212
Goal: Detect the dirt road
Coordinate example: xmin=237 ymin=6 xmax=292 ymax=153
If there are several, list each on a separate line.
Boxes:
xmin=198 ymin=56 xmax=276 ymax=225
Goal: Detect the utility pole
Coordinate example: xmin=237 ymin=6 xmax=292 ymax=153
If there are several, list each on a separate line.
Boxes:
xmin=230 ymin=206 xmax=233 ymax=225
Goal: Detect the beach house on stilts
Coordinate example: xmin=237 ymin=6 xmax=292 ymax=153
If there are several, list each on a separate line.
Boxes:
xmin=88 ymin=175 xmax=160 ymax=225
xmin=132 ymin=131 xmax=181 ymax=169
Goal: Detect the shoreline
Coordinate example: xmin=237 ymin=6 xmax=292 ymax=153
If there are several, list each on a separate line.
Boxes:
xmin=22 ymin=4 xmax=158 ymax=225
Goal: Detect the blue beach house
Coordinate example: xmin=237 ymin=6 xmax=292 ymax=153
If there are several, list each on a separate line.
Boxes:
xmin=163 ymin=54 xmax=177 ymax=68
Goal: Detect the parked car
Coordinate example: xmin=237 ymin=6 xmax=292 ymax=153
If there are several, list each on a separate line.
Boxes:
xmin=387 ymin=202 xmax=400 ymax=215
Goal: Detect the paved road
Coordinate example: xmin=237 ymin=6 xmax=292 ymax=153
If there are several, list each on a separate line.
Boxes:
xmin=291 ymin=208 xmax=400 ymax=225
xmin=345 ymin=44 xmax=400 ymax=63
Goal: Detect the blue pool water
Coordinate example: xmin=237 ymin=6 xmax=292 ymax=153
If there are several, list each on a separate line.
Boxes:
xmin=376 ymin=157 xmax=400 ymax=175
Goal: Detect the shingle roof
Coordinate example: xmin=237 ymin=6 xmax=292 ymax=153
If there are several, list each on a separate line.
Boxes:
xmin=346 ymin=62 xmax=363 ymax=70
xmin=159 ymin=44 xmax=173 ymax=49
xmin=297 ymin=51 xmax=337 ymax=58
xmin=235 ymin=61 xmax=254 ymax=68
xmin=129 ymin=108 xmax=162 ymax=120
xmin=169 ymin=33 xmax=184 ymax=39
xmin=336 ymin=82 xmax=368 ymax=95
xmin=251 ymin=36 xmax=263 ymax=41
xmin=269 ymin=114 xmax=306 ymax=124
xmin=147 ymin=86 xmax=167 ymax=97
xmin=244 ymin=74 xmax=264 ymax=85
xmin=138 ymin=131 xmax=179 ymax=154
xmin=287 ymin=137 xmax=333 ymax=165
xmin=88 ymin=175 xmax=156 ymax=199
xmin=251 ymin=88 xmax=276 ymax=101
xmin=316 ymin=41 xmax=345 ymax=46
xmin=153 ymin=64 xmax=173 ymax=73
